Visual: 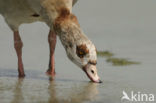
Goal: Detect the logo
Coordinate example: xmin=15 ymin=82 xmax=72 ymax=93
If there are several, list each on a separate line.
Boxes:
xmin=121 ymin=90 xmax=155 ymax=102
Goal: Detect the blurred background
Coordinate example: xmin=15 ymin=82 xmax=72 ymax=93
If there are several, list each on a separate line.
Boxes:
xmin=0 ymin=0 xmax=156 ymax=103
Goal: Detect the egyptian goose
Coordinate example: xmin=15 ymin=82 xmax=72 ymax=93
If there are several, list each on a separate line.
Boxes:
xmin=0 ymin=0 xmax=102 ymax=83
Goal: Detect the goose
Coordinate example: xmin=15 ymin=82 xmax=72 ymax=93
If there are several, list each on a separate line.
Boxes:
xmin=0 ymin=0 xmax=102 ymax=83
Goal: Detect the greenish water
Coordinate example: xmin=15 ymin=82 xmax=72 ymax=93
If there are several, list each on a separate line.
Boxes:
xmin=106 ymin=57 xmax=140 ymax=66
xmin=97 ymin=51 xmax=114 ymax=57
xmin=97 ymin=51 xmax=140 ymax=66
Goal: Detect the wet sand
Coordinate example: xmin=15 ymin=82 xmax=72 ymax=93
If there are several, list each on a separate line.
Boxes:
xmin=0 ymin=0 xmax=156 ymax=103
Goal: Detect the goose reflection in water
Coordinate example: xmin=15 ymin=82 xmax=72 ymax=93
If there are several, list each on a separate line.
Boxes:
xmin=11 ymin=78 xmax=24 ymax=103
xmin=48 ymin=81 xmax=99 ymax=103
xmin=11 ymin=78 xmax=98 ymax=103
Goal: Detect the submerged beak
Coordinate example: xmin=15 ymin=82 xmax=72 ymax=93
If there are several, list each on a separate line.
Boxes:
xmin=83 ymin=65 xmax=102 ymax=83
xmin=97 ymin=79 xmax=103 ymax=83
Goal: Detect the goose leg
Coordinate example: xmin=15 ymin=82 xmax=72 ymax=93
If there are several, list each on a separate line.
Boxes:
xmin=13 ymin=31 xmax=25 ymax=77
xmin=46 ymin=30 xmax=57 ymax=78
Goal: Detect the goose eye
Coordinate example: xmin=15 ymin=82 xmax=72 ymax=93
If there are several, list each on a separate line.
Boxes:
xmin=76 ymin=44 xmax=89 ymax=58
xmin=79 ymin=51 xmax=83 ymax=55
xmin=91 ymin=70 xmax=94 ymax=74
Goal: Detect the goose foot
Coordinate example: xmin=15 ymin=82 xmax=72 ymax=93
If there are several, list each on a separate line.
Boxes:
xmin=18 ymin=73 xmax=25 ymax=78
xmin=18 ymin=67 xmax=25 ymax=78
xmin=46 ymin=69 xmax=56 ymax=78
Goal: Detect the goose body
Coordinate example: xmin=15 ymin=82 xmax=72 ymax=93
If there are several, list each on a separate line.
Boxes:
xmin=0 ymin=0 xmax=78 ymax=30
xmin=0 ymin=0 xmax=101 ymax=83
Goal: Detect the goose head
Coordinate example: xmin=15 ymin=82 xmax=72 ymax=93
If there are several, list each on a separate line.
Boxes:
xmin=54 ymin=8 xmax=102 ymax=83
xmin=65 ymin=38 xmax=102 ymax=83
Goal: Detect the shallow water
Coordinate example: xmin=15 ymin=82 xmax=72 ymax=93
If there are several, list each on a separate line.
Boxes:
xmin=0 ymin=0 xmax=156 ymax=103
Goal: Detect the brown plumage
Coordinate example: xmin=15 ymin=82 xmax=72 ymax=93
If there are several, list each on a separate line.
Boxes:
xmin=76 ymin=44 xmax=89 ymax=58
xmin=0 ymin=0 xmax=101 ymax=83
